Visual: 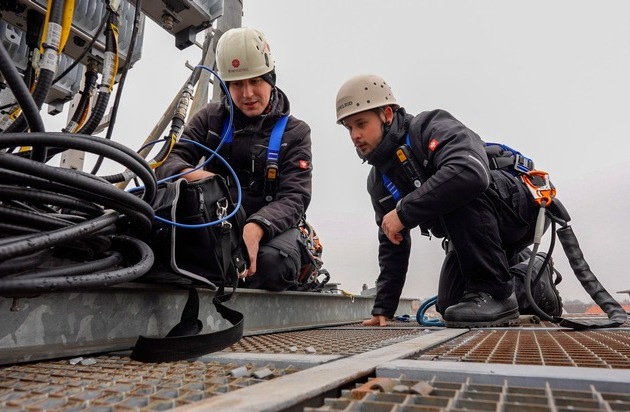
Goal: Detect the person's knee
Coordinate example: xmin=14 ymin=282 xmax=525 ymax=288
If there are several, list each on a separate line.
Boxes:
xmin=247 ymin=249 xmax=299 ymax=291
xmin=244 ymin=231 xmax=301 ymax=291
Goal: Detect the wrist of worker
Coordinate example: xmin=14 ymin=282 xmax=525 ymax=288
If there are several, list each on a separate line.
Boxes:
xmin=244 ymin=217 xmax=270 ymax=241
xmin=243 ymin=222 xmax=265 ymax=241
xmin=179 ymin=167 xmax=214 ymax=182
xmin=395 ymin=199 xmax=411 ymax=228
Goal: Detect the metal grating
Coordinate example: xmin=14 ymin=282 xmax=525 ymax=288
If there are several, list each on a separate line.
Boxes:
xmin=539 ymin=317 xmax=630 ymax=328
xmin=0 ymin=356 xmax=298 ymax=411
xmin=305 ymin=376 xmax=630 ymax=411
xmin=412 ymin=329 xmax=630 ymax=368
xmin=225 ymin=328 xmax=426 ymax=355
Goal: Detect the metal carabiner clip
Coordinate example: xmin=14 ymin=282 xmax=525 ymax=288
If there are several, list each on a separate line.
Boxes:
xmin=521 ymin=170 xmax=556 ymax=206
xmin=215 ymin=198 xmax=232 ymax=231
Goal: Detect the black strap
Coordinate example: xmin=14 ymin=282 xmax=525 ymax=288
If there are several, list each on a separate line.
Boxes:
xmin=130 ymin=227 xmax=243 ymax=363
xmin=129 ymin=287 xmax=243 ymax=362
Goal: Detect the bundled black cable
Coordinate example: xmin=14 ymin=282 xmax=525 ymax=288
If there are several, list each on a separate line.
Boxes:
xmin=0 ymin=132 xmax=158 ymax=296
xmin=0 ymin=39 xmax=45 ymax=134
xmin=2 ymin=0 xmax=64 ymax=156
xmin=0 ymin=0 xmax=160 ymax=298
xmin=76 ymin=10 xmax=118 ymax=136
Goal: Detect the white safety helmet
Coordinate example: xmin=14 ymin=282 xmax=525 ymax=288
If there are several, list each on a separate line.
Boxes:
xmin=335 ymin=74 xmax=398 ymax=123
xmin=216 ymin=27 xmax=275 ymax=82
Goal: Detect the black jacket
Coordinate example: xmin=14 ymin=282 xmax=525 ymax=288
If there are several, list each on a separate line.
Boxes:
xmin=365 ymin=108 xmax=490 ymax=317
xmin=156 ymin=88 xmax=312 ymax=240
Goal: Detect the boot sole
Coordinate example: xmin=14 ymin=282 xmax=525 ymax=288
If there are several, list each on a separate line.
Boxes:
xmin=444 ymin=310 xmax=520 ymax=328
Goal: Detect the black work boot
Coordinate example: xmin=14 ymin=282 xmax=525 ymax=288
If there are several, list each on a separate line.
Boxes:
xmin=512 ymin=253 xmax=563 ymax=317
xmin=443 ymin=291 xmax=519 ymax=328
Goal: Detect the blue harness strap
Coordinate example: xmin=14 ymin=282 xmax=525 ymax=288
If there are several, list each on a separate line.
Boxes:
xmin=382 ymin=132 xmax=412 ymax=201
xmin=382 ymin=174 xmax=402 ymax=201
xmin=267 ymin=115 xmax=289 ymax=164
xmin=220 ymin=115 xmax=289 ymax=202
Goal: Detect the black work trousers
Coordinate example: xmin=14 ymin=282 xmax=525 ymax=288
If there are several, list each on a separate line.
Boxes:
xmin=241 ymin=228 xmax=303 ymax=291
xmin=435 ymin=170 xmax=542 ymax=314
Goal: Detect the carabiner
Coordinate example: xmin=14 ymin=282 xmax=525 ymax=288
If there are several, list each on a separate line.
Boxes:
xmin=521 ymin=170 xmax=556 ymax=206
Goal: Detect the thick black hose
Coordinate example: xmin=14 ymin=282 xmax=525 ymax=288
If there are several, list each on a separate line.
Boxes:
xmin=0 ymin=222 xmax=41 ymax=236
xmin=556 ymin=226 xmax=627 ymax=329
xmin=77 ymin=11 xmax=117 ymax=136
xmin=12 ymin=251 xmax=123 ymax=280
xmin=66 ymin=68 xmax=99 ymax=129
xmin=0 ymin=42 xmax=44 ymax=133
xmin=0 ymin=235 xmax=154 ymax=295
xmin=0 ymin=204 xmax=79 ymax=231
xmin=0 ymin=156 xmax=153 ymax=231
xmin=75 ymin=86 xmax=110 ymax=136
xmin=1 ymin=167 xmax=151 ymax=232
xmin=0 ymin=185 xmax=103 ymax=215
xmin=3 ymin=0 xmax=64 ymax=160
xmin=0 ymin=132 xmax=157 ymax=203
xmin=0 ymin=249 xmax=52 ymax=276
xmin=91 ymin=1 xmax=143 ymax=174
xmin=0 ymin=210 xmax=119 ymax=262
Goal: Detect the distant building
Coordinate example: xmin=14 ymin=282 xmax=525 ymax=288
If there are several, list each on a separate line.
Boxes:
xmin=584 ymin=304 xmax=630 ymax=314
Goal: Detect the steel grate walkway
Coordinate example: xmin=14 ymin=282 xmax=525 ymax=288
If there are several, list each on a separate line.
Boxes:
xmin=412 ymin=329 xmax=630 ymax=368
xmin=0 ymin=356 xmax=299 ymax=411
xmin=305 ymin=376 xmax=630 ymax=411
xmin=224 ymin=327 xmax=425 ymax=355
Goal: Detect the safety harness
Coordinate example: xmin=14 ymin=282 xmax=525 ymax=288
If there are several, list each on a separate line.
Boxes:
xmin=382 ymin=137 xmax=535 ymax=200
xmin=221 ymin=115 xmax=289 ymax=202
xmin=381 ymin=133 xmax=423 ymax=201
xmin=220 ymin=115 xmax=330 ymax=291
xmin=387 ymin=131 xmax=626 ymax=329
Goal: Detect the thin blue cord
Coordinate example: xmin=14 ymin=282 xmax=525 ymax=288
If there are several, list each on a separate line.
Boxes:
xmin=154 ymin=138 xmax=242 ymax=229
xmin=416 ymin=295 xmax=445 ymax=327
xmin=130 ymin=137 xmax=242 ymax=228
xmin=195 ymin=65 xmax=233 ymax=163
xmin=129 ymin=65 xmax=241 ymax=228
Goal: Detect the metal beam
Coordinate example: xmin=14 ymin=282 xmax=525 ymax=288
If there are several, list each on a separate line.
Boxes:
xmin=0 ymin=283 xmax=417 ymax=365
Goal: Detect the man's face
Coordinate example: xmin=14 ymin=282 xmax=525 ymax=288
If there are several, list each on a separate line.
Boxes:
xmin=342 ymin=110 xmax=387 ymax=157
xmin=228 ymin=77 xmax=272 ymax=117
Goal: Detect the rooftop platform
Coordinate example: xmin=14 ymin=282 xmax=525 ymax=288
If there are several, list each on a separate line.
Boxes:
xmin=1 ymin=285 xmax=629 ymax=411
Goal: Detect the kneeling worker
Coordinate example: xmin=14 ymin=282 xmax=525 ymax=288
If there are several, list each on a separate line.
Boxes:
xmin=334 ymin=74 xmax=560 ymax=328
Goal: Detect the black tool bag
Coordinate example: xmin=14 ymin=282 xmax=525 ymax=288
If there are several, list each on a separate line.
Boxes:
xmin=148 ymin=175 xmax=248 ymax=287
xmin=130 ymin=175 xmax=249 ymax=362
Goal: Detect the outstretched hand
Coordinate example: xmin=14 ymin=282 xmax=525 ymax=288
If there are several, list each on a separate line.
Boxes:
xmin=362 ymin=315 xmax=388 ymax=327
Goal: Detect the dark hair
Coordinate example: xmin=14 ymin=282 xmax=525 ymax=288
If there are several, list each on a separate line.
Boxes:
xmin=261 ymin=69 xmax=276 ymax=87
xmin=224 ymin=69 xmax=276 ymax=89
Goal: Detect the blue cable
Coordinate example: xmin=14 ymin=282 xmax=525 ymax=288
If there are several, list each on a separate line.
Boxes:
xmin=129 ymin=65 xmax=241 ymax=229
xmin=194 ymin=65 xmax=233 ymax=163
xmin=156 ymin=64 xmax=234 ymax=182
xmin=416 ymin=295 xmax=445 ymax=327
xmin=154 ymin=138 xmax=242 ymax=229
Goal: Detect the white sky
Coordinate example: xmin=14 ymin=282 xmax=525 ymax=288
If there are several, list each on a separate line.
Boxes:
xmin=44 ymin=0 xmax=630 ymax=305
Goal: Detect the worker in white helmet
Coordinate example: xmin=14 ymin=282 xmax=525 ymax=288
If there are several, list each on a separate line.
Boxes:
xmin=335 ymin=74 xmax=561 ymax=328
xmin=157 ymin=28 xmax=315 ymax=291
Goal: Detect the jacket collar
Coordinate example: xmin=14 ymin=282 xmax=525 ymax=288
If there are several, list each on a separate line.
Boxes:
xmin=365 ymin=108 xmax=411 ymax=170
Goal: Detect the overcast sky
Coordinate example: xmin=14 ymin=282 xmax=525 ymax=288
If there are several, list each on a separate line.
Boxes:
xmin=44 ymin=0 xmax=630 ymax=305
